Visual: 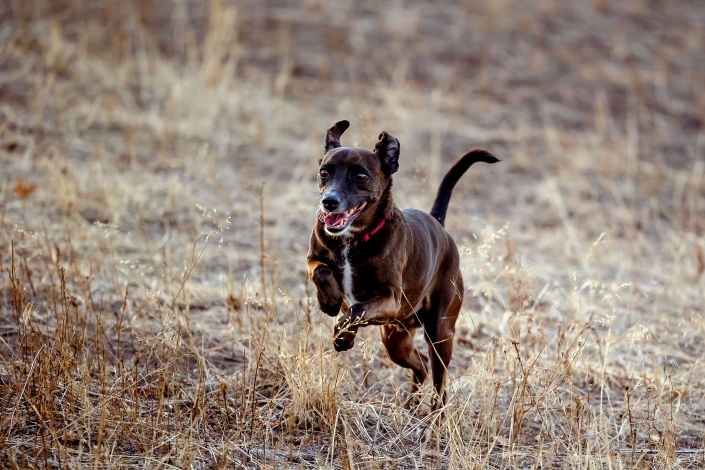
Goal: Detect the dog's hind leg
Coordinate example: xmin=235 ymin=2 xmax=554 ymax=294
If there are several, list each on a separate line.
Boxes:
xmin=424 ymin=272 xmax=463 ymax=410
xmin=380 ymin=324 xmax=428 ymax=406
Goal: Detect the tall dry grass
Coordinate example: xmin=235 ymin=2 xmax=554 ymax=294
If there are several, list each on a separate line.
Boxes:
xmin=1 ymin=0 xmax=704 ymax=468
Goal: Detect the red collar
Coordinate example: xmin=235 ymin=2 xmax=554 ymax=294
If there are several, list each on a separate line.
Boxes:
xmin=361 ymin=213 xmax=392 ymax=242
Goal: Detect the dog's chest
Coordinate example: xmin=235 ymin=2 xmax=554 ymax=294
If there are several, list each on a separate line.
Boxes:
xmin=340 ymin=246 xmax=357 ymax=306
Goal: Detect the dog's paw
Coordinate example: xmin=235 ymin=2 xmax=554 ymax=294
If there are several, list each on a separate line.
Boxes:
xmin=318 ymin=296 xmax=343 ymax=317
xmin=333 ymin=329 xmax=356 ymax=351
xmin=333 ymin=310 xmax=362 ymax=351
xmin=312 ymin=266 xmax=343 ymax=316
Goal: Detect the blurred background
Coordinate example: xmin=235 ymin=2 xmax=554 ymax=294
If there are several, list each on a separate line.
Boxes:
xmin=1 ymin=0 xmax=705 ymax=467
xmin=3 ymin=0 xmax=704 ymax=285
xmin=3 ymin=0 xmax=704 ymax=302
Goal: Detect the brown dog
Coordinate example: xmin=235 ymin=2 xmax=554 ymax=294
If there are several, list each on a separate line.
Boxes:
xmin=307 ymin=120 xmax=498 ymax=408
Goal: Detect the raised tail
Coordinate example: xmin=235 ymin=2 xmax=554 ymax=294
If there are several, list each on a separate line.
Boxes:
xmin=430 ymin=149 xmax=499 ymax=227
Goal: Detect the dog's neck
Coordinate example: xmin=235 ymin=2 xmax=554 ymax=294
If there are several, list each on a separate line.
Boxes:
xmin=353 ymin=183 xmax=395 ymax=242
xmin=367 ymin=180 xmax=394 ymax=225
xmin=361 ymin=213 xmax=392 ymax=242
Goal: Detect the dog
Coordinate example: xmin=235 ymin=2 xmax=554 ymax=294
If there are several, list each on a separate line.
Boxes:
xmin=307 ymin=120 xmax=498 ymax=408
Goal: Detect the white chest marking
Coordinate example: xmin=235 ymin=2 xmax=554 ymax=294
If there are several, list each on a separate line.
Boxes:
xmin=341 ymin=246 xmax=357 ymax=306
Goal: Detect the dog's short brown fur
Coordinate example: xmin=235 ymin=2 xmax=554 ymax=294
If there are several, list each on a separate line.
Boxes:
xmin=307 ymin=120 xmax=498 ymax=408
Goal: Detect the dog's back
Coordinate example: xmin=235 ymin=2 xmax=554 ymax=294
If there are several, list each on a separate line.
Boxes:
xmin=398 ymin=148 xmax=500 ymax=314
xmin=398 ymin=209 xmax=454 ymax=308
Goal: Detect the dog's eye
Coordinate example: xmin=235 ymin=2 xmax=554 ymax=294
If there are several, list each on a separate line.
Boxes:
xmin=354 ymin=173 xmax=368 ymax=182
xmin=319 ymin=169 xmax=329 ymax=179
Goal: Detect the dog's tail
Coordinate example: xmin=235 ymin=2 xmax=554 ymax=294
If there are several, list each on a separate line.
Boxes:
xmin=430 ymin=149 xmax=499 ymax=227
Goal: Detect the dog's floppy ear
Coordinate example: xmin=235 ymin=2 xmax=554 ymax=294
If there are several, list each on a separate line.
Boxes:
xmin=374 ymin=131 xmax=400 ymax=174
xmin=325 ymin=120 xmax=350 ymax=152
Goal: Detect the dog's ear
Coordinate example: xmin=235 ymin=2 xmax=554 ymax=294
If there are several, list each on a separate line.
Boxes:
xmin=374 ymin=131 xmax=400 ymax=174
xmin=325 ymin=120 xmax=350 ymax=152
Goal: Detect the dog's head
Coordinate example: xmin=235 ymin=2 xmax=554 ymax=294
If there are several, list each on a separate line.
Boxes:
xmin=316 ymin=120 xmax=400 ymax=237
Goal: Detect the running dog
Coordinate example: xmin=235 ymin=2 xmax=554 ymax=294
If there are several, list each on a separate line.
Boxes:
xmin=307 ymin=120 xmax=498 ymax=407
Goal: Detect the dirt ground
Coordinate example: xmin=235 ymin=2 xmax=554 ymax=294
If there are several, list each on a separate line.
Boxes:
xmin=1 ymin=0 xmax=705 ymax=468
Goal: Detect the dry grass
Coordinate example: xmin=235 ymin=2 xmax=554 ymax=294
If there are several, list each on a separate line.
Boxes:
xmin=1 ymin=0 xmax=705 ymax=468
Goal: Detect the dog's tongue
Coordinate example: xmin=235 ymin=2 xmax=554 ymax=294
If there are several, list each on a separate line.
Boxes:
xmin=324 ymin=212 xmax=348 ymax=227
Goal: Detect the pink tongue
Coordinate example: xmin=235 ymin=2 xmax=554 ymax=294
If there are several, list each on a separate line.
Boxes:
xmin=324 ymin=213 xmax=348 ymax=227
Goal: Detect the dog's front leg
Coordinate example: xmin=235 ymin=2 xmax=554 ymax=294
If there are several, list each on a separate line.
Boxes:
xmin=308 ymin=260 xmax=344 ymax=317
xmin=333 ymin=288 xmax=401 ymax=351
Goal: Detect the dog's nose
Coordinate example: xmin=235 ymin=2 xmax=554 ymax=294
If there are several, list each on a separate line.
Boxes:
xmin=321 ymin=197 xmax=340 ymax=211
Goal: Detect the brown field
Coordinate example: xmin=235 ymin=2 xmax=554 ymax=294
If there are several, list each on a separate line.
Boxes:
xmin=1 ymin=0 xmax=705 ymax=468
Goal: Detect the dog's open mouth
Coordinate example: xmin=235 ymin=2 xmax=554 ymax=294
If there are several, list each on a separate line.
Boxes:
xmin=317 ymin=202 xmax=367 ymax=232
